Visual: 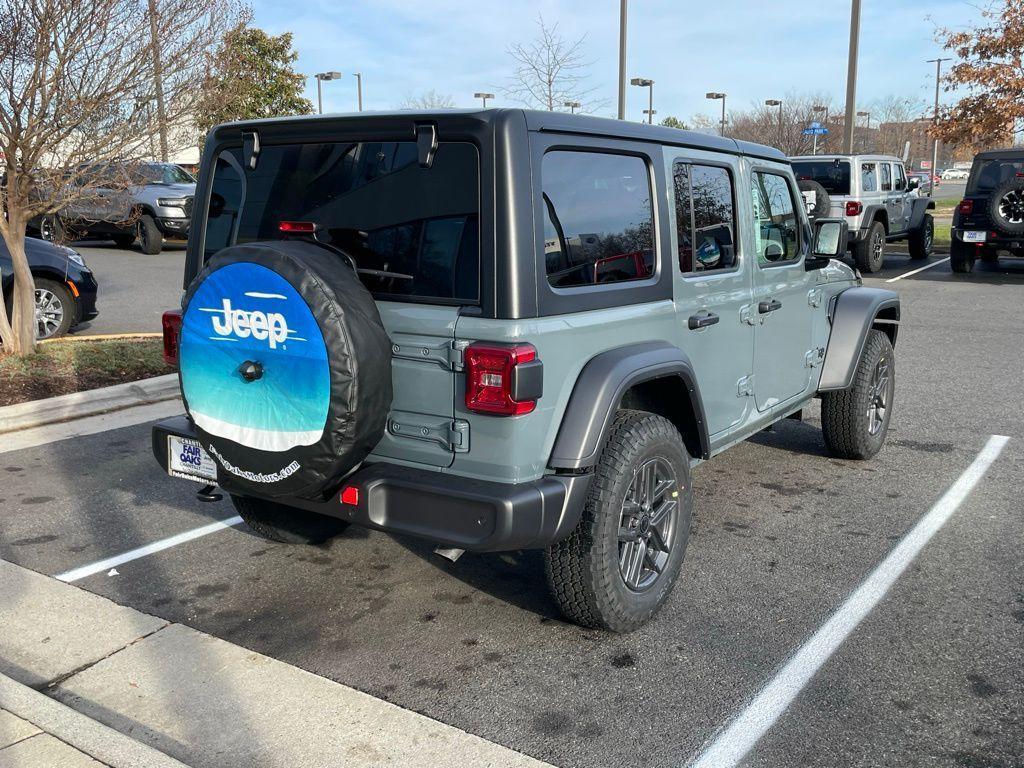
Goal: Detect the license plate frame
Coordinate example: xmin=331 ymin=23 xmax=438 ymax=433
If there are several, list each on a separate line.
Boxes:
xmin=167 ymin=435 xmax=218 ymax=483
xmin=962 ymin=230 xmax=987 ymax=243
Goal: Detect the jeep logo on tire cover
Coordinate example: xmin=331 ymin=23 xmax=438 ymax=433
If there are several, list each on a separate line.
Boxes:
xmin=179 ymin=262 xmax=330 ymax=453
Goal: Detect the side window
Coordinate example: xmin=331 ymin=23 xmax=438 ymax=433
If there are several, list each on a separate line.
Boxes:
xmin=674 ymin=162 xmax=736 ymax=274
xmin=895 ymin=165 xmax=907 ymax=191
xmin=751 ymin=172 xmax=800 ymax=265
xmin=542 ymin=151 xmax=654 ymax=288
xmin=204 ymin=153 xmax=244 ymax=262
xmin=881 ymin=163 xmax=892 ymax=192
xmin=861 ymin=162 xmax=877 ymax=192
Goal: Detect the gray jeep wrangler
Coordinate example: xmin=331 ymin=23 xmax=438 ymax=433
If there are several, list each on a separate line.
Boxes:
xmin=153 ymin=110 xmax=900 ymax=632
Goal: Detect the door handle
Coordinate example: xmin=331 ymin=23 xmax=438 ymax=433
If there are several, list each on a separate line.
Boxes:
xmin=688 ymin=310 xmax=720 ymax=330
xmin=758 ymin=299 xmax=782 ymax=314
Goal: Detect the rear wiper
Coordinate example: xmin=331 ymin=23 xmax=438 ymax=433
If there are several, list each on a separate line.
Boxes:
xmin=288 ymin=235 xmax=413 ymax=281
xmin=357 ymin=267 xmax=414 ymax=281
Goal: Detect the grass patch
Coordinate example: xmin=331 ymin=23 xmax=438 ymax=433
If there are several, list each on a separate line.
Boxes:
xmin=0 ymin=337 xmax=169 ymax=407
xmin=934 ymin=220 xmax=952 ymax=247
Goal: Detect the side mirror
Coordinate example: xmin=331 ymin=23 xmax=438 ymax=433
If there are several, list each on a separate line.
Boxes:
xmin=907 ymin=177 xmax=920 ymax=191
xmin=808 ymin=218 xmax=847 ymax=270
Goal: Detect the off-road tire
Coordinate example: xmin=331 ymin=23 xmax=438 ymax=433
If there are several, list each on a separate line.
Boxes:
xmin=987 ymin=178 xmax=1024 ymax=236
xmin=544 ymin=410 xmax=693 ymax=633
xmin=137 ymin=214 xmax=163 ymax=255
xmin=907 ymin=213 xmax=933 ymax=261
xmin=821 ymin=329 xmax=895 ymax=460
xmin=950 ymin=239 xmax=976 ymax=273
xmin=852 ymin=220 xmax=886 ymax=273
xmin=111 ymin=232 xmax=136 ymax=248
xmin=797 ymin=179 xmax=831 ymax=221
xmin=231 ymin=494 xmax=349 ymax=545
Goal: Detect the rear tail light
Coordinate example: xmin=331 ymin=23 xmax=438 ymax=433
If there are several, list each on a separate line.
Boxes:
xmin=845 ymin=200 xmax=863 ymax=216
xmin=958 ymin=199 xmax=974 ymax=216
xmin=340 ymin=485 xmax=359 ymax=506
xmin=278 ymin=221 xmax=317 ymax=234
xmin=162 ymin=310 xmax=182 ymax=367
xmin=464 ymin=342 xmax=540 ymax=416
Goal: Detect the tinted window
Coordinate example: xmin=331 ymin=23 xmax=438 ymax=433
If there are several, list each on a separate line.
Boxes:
xmin=542 ymin=151 xmax=654 ymax=288
xmin=968 ymin=158 xmax=1024 ymax=193
xmin=792 ymin=160 xmax=850 ymax=195
xmin=881 ymin=163 xmax=892 ymax=191
xmin=203 ymin=141 xmax=479 ymax=302
xmin=752 ymin=172 xmax=800 ymax=265
xmin=674 ymin=162 xmax=736 ymax=274
xmin=861 ymin=162 xmax=877 ymax=192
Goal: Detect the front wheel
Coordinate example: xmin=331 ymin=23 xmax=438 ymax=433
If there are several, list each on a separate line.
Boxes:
xmin=853 ymin=220 xmax=886 ymax=273
xmin=908 ymin=214 xmax=933 ymax=260
xmin=544 ymin=410 xmax=693 ymax=632
xmin=231 ymin=494 xmax=349 ymax=545
xmin=137 ymin=214 xmax=163 ymax=255
xmin=33 ymin=279 xmax=75 ymax=339
xmin=821 ymin=329 xmax=895 ymax=460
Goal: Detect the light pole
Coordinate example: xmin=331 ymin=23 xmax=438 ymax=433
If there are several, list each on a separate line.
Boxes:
xmin=857 ymin=110 xmax=871 ymax=152
xmin=812 ymin=104 xmax=829 ymax=153
xmin=927 ymin=57 xmax=951 ymax=177
xmin=841 ymin=0 xmax=862 ymax=153
xmin=564 ymin=100 xmax=581 ymax=114
xmin=631 ymin=78 xmax=654 ymax=124
xmin=617 ymin=0 xmax=628 ymax=119
xmin=353 ymin=72 xmax=363 ymax=111
xmin=474 ymin=92 xmax=495 ymax=108
xmin=314 ymin=71 xmax=342 ymax=114
xmin=706 ymin=92 xmax=726 ymax=136
xmin=766 ymin=99 xmax=783 ymax=148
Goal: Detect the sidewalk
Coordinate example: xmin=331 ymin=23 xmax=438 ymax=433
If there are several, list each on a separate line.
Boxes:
xmin=0 ymin=558 xmax=550 ymax=768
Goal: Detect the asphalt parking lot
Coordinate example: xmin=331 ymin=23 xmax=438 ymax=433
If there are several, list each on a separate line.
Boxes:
xmin=4 ymin=250 xmax=1023 ymax=767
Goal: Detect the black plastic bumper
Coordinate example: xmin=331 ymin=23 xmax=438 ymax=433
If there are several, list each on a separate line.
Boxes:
xmin=157 ymin=217 xmax=190 ymax=237
xmin=152 ymin=415 xmax=591 ymax=552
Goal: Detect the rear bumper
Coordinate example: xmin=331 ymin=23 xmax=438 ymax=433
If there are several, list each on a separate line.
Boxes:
xmin=952 ymin=227 xmax=1024 ymax=251
xmin=151 ymin=415 xmax=591 ymax=552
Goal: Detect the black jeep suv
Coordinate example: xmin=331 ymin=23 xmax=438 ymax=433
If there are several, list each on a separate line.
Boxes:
xmin=951 ymin=148 xmax=1024 ymax=272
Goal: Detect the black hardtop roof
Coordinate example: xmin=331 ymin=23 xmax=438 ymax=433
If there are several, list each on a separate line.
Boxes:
xmin=213 ymin=108 xmax=788 ymax=163
xmin=972 ymin=147 xmax=1024 ymax=160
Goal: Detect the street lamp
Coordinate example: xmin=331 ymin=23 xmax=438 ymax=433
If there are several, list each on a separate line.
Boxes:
xmin=474 ymin=92 xmax=495 ymax=108
xmin=564 ymin=100 xmax=581 ymax=114
xmin=706 ymin=92 xmax=726 ymax=136
xmin=353 ymin=72 xmax=363 ymax=111
xmin=857 ymin=110 xmax=871 ymax=151
xmin=841 ymin=0 xmax=862 ymax=152
xmin=630 ymin=78 xmax=654 ymax=124
xmin=926 ymin=57 xmax=951 ymax=178
xmin=765 ymin=99 xmax=783 ymax=147
xmin=617 ymin=0 xmax=628 ymax=119
xmin=314 ymin=71 xmax=342 ymax=115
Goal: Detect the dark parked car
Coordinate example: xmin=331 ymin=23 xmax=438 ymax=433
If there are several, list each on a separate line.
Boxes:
xmin=1 ymin=236 xmax=98 ymax=339
xmin=951 ymin=148 xmax=1024 ymax=272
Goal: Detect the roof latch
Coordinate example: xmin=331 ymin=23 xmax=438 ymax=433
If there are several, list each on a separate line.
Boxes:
xmin=416 ymin=123 xmax=438 ymax=168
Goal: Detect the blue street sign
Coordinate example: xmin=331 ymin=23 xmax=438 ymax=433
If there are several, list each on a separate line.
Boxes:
xmin=802 ymin=121 xmax=829 ymax=136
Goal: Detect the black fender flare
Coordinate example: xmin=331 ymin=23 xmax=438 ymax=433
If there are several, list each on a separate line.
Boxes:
xmin=908 ymin=197 xmax=936 ymax=230
xmin=818 ymin=287 xmax=900 ymax=392
xmin=548 ymin=341 xmax=709 ymax=470
xmin=859 ymin=205 xmax=888 ymax=235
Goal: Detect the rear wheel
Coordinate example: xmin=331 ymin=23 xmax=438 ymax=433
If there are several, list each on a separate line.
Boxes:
xmin=137 ymin=214 xmax=163 ymax=255
xmin=544 ymin=410 xmax=692 ymax=633
xmin=950 ymin=239 xmax=976 ymax=273
xmin=821 ymin=329 xmax=895 ymax=460
xmin=907 ymin=214 xmax=933 ymax=260
xmin=33 ymin=279 xmax=75 ymax=339
xmin=231 ymin=494 xmax=349 ymax=545
xmin=853 ymin=220 xmax=886 ymax=273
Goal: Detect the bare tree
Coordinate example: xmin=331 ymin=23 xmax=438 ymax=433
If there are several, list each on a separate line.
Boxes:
xmin=0 ymin=0 xmax=238 ymax=355
xmin=725 ymin=93 xmax=839 ymax=155
xmin=399 ymin=89 xmax=456 ymax=109
xmin=872 ymin=95 xmax=929 ymax=158
xmin=504 ymin=15 xmax=601 ymax=112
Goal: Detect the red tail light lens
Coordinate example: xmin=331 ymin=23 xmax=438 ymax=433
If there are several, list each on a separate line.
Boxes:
xmin=162 ymin=310 xmax=183 ymax=367
xmin=845 ymin=200 xmax=863 ymax=216
xmin=958 ymin=199 xmax=973 ymax=215
xmin=465 ymin=342 xmax=538 ymax=416
xmin=278 ymin=221 xmax=317 ymax=233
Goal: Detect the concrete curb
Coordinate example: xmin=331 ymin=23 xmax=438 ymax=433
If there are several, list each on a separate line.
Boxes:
xmin=0 ymin=673 xmax=190 ymax=768
xmin=0 ymin=373 xmax=179 ymax=434
xmin=39 ymin=333 xmax=164 ymax=344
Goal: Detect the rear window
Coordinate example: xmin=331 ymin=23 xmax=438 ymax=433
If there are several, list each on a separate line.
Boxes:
xmin=968 ymin=158 xmax=1024 ymax=194
xmin=202 ymin=141 xmax=479 ymax=303
xmin=792 ymin=160 xmax=851 ymax=195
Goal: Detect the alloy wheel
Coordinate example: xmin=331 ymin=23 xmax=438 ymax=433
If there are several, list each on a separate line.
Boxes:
xmin=867 ymin=356 xmax=890 ymax=436
xmin=34 ymin=288 xmax=65 ymax=339
xmin=998 ymin=190 xmax=1024 ymax=224
xmin=618 ymin=457 xmax=678 ymax=592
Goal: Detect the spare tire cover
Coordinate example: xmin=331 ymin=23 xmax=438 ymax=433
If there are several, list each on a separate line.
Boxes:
xmin=797 ymin=179 xmax=831 ymax=221
xmin=178 ymin=240 xmax=392 ymax=500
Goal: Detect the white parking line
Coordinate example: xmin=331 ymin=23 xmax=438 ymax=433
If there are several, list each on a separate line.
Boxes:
xmin=54 ymin=516 xmax=244 ymax=583
xmin=885 ymin=256 xmax=950 ymax=282
xmin=688 ymin=434 xmax=1010 ymax=768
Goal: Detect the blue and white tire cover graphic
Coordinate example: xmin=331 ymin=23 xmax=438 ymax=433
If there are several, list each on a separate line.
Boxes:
xmin=179 ymin=262 xmax=330 ymax=453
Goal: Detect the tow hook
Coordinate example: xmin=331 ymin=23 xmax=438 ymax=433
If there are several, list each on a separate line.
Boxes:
xmin=196 ymin=484 xmax=223 ymax=503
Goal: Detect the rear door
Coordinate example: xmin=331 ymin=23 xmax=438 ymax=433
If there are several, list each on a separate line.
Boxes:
xmin=891 ymin=164 xmax=911 ymax=233
xmin=200 ymin=139 xmax=481 ymax=468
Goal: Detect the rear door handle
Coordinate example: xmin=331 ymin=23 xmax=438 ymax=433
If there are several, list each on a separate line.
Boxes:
xmin=688 ymin=310 xmax=720 ymax=330
xmin=758 ymin=299 xmax=782 ymax=314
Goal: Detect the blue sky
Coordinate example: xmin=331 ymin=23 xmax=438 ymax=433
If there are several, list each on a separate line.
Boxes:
xmin=250 ymin=0 xmax=982 ymax=121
